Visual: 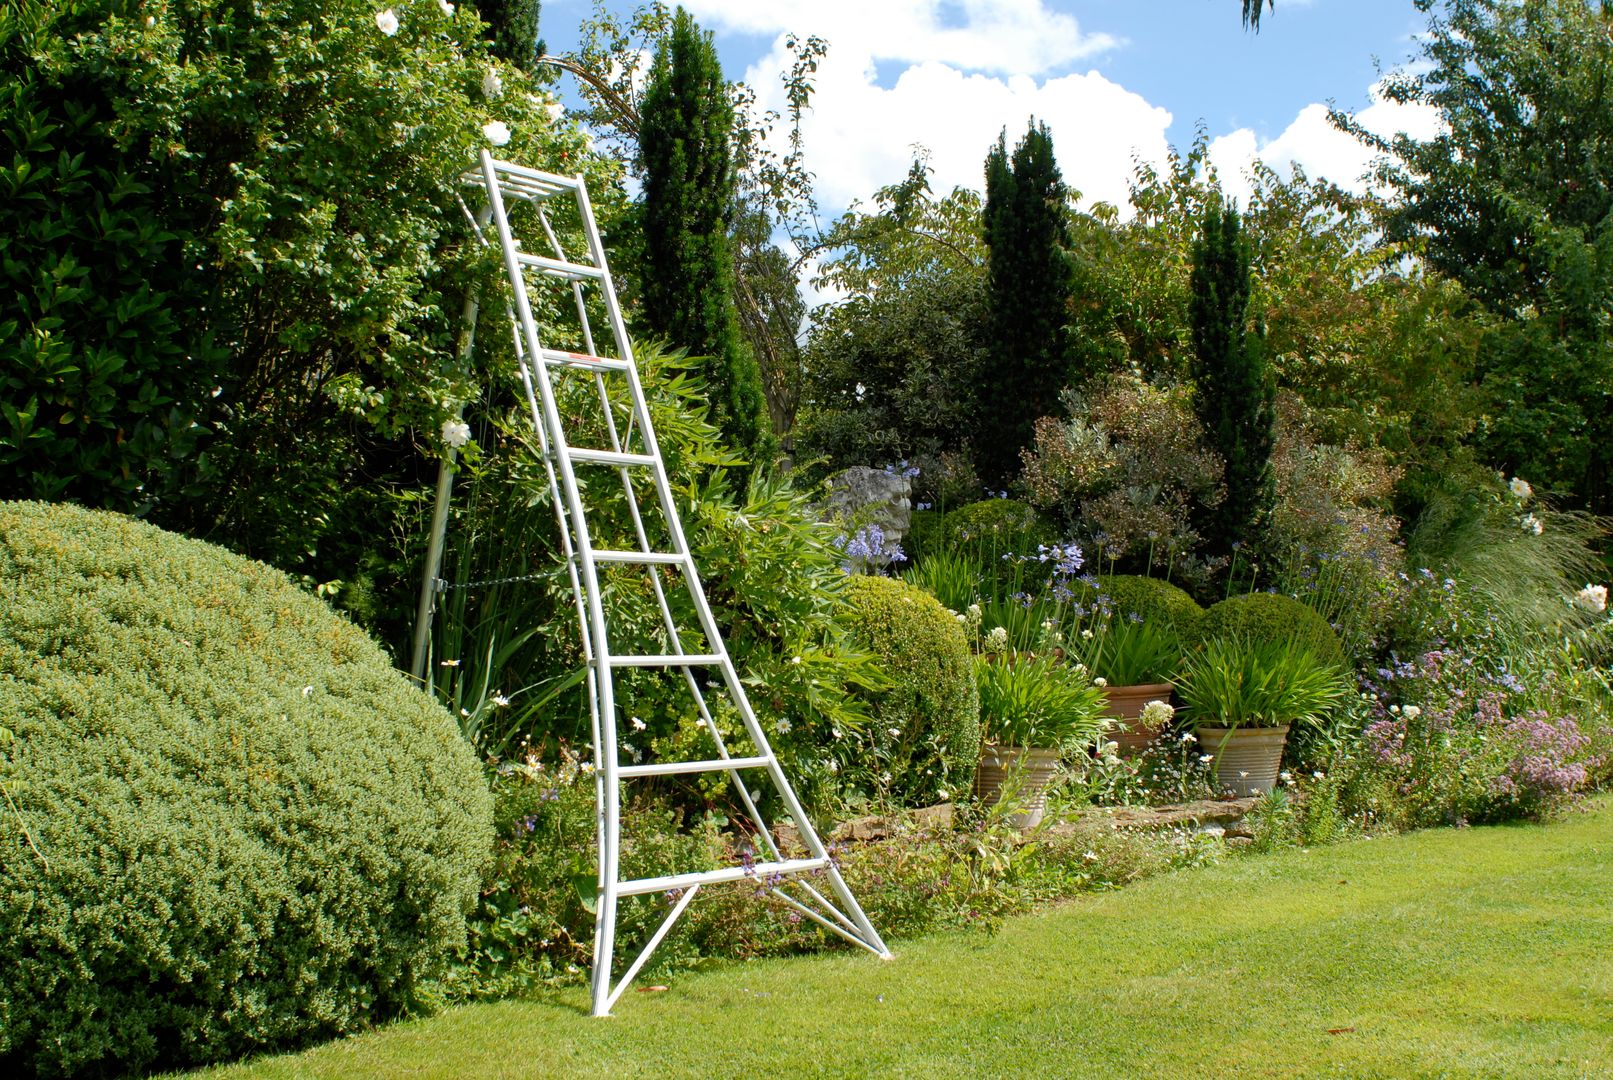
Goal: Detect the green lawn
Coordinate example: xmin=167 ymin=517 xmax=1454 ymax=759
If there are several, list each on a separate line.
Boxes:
xmin=201 ymin=800 xmax=1613 ymax=1079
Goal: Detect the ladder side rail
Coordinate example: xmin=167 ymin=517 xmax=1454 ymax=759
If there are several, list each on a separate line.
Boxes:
xmin=476 ymin=150 xmax=626 ymax=1017
xmin=602 ymin=883 xmax=701 ymax=1014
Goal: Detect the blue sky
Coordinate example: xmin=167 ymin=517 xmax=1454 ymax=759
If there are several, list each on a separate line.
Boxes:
xmin=540 ymin=1 xmax=1439 ymax=217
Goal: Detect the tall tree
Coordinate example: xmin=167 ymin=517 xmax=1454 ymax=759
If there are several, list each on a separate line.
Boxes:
xmin=978 ymin=120 xmax=1073 ymax=488
xmin=1339 ymin=0 xmax=1613 ymax=512
xmin=1190 ymin=206 xmax=1275 ymax=563
xmin=471 ymin=0 xmax=543 ymax=71
xmin=638 ymin=7 xmax=772 ymax=468
xmin=1243 ymin=0 xmax=1274 ymax=31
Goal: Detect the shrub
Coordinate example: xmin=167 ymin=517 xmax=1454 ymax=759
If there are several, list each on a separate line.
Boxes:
xmin=1092 ymin=574 xmax=1205 ymax=638
xmin=1191 ymin=591 xmax=1348 ymax=672
xmin=840 ymin=576 xmax=981 ymax=807
xmin=0 ymin=502 xmax=493 ymax=1077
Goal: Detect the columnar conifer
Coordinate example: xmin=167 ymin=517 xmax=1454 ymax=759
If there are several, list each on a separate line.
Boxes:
xmin=978 ymin=120 xmax=1072 ymax=488
xmin=1189 ymin=205 xmax=1275 ymax=563
xmin=638 ymin=7 xmax=772 ymax=468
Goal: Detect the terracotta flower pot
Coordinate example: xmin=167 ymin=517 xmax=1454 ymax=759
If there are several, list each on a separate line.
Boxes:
xmin=1194 ymin=724 xmax=1291 ymax=797
xmin=1100 ymin=682 xmax=1175 ymax=754
xmin=974 ymin=745 xmax=1062 ymax=828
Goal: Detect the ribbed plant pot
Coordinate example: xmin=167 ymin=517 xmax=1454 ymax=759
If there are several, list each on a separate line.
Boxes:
xmin=1194 ymin=724 xmax=1290 ymax=797
xmin=974 ymin=745 xmax=1062 ymax=828
xmin=1100 ymin=682 xmax=1175 ymax=754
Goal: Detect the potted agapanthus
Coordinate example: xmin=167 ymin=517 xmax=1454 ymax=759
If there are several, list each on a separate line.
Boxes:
xmin=974 ymin=653 xmax=1109 ymax=827
xmin=1176 ymin=637 xmax=1349 ymax=797
xmin=1080 ymin=618 xmax=1184 ymax=752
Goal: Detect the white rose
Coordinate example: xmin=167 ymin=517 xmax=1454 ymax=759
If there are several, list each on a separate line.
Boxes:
xmin=375 ymin=8 xmax=399 ymax=35
xmin=482 ymin=69 xmax=504 ymax=100
xmin=482 ymin=120 xmax=512 ymax=146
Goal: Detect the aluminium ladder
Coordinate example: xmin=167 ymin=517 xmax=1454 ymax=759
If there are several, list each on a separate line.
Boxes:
xmin=458 ymin=150 xmax=891 ymax=1016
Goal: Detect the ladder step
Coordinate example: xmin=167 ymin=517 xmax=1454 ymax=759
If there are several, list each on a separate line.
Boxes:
xmin=618 ymin=857 xmax=830 ymax=898
xmin=618 ymin=755 xmax=772 ymax=779
xmin=541 ymin=348 xmax=632 ymax=372
xmin=565 ymin=447 xmax=658 ymax=468
xmin=606 ymin=653 xmax=723 ymax=668
xmin=516 ymin=251 xmax=605 ymax=281
xmin=461 ymin=158 xmax=579 ymax=201
xmin=590 ymin=549 xmax=686 ymax=565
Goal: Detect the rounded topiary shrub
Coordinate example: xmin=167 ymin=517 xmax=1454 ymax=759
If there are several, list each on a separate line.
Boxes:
xmin=1095 ymin=575 xmax=1205 ymax=637
xmin=1190 ymin=591 xmax=1348 ymax=672
xmin=940 ymin=499 xmax=1055 ymax=554
xmin=0 ymin=502 xmax=493 ymax=1077
xmin=841 ymin=576 xmax=980 ymax=807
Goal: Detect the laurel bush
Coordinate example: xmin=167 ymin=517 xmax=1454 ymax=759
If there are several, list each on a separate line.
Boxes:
xmin=0 ymin=502 xmax=493 ymax=1077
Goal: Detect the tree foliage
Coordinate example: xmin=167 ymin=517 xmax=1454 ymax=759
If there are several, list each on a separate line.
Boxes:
xmin=1345 ymin=0 xmax=1613 ymax=511
xmin=638 ymin=6 xmax=772 ymax=468
xmin=1190 ymin=206 xmax=1275 ymax=561
xmin=978 ymin=120 xmax=1073 ymax=488
xmin=470 ymin=0 xmax=543 ymax=71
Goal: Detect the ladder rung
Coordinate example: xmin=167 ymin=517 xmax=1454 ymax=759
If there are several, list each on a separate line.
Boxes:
xmin=516 ymin=251 xmax=605 ymax=281
xmin=541 ymin=348 xmax=632 ymax=372
xmin=590 ymin=549 xmax=686 ymax=565
xmin=618 ymin=858 xmax=830 ymax=898
xmin=461 ymin=159 xmax=578 ymax=200
xmin=605 ymin=653 xmax=723 ymax=668
xmin=618 ymin=755 xmax=772 ymax=779
xmin=565 ymin=447 xmax=657 ymax=468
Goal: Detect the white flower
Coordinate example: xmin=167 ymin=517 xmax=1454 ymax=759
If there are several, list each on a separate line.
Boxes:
xmin=302 ymin=685 xmax=314 ymax=697
xmin=493 ymin=693 xmax=510 ymax=708
xmin=888 ymin=727 xmax=902 ymax=738
xmin=985 ymin=626 xmax=1009 ymax=651
xmin=937 ymin=789 xmax=950 ymax=800
xmin=1313 ymin=771 xmax=1325 ymax=780
xmin=630 ymin=715 xmax=646 ymax=731
xmin=375 ymin=8 xmax=399 ymax=35
xmin=1081 ymin=628 xmax=1094 ymax=640
xmin=1576 ymin=583 xmax=1608 ymax=613
xmin=1093 ymin=676 xmax=1107 ymax=688
xmin=580 ymin=761 xmax=596 ymax=775
xmin=437 ymin=0 xmax=455 ymax=14
xmin=1521 ymin=513 xmax=1543 ymax=535
xmin=482 ymin=120 xmax=511 ymax=146
xmin=1082 ymin=851 xmax=1098 ymax=862
xmin=1510 ymin=476 xmax=1533 ymax=501
xmin=481 ymin=69 xmax=504 ymax=100
xmin=790 ymin=655 xmax=802 ymax=664
xmin=956 ymin=613 xmax=967 ymax=624
xmin=441 ymin=417 xmax=471 ymax=448
xmin=544 ymin=101 xmax=564 ymax=123
xmin=1279 ymin=771 xmax=1292 ymax=782
xmin=1178 ymin=730 xmax=1195 ymax=744
xmin=1401 ymin=704 xmax=1422 ymax=721
xmin=880 ymin=771 xmax=892 ymax=784
xmin=1199 ymin=754 xmax=1214 ymax=764
xmin=966 ymin=603 xmax=982 ymax=620
xmin=776 ymin=717 xmax=792 ymax=734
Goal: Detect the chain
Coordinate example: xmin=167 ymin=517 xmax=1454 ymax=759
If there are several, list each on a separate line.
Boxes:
xmin=435 ymin=570 xmax=556 ymax=592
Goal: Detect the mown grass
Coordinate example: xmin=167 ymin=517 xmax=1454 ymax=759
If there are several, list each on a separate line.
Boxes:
xmin=198 ymin=800 xmax=1613 ymax=1079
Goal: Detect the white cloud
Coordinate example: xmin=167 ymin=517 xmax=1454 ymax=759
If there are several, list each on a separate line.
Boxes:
xmin=702 ymin=2 xmax=1166 ymax=219
xmin=686 ymin=0 xmax=1116 ymax=76
xmin=1207 ymin=77 xmax=1443 ymax=206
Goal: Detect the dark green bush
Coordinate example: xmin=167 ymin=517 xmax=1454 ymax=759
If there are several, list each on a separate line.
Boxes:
xmin=0 ymin=502 xmax=493 ymax=1077
xmin=1190 ymin=591 xmax=1348 ymax=672
xmin=1094 ymin=575 xmax=1205 ymax=637
xmin=841 ymin=576 xmax=980 ymax=807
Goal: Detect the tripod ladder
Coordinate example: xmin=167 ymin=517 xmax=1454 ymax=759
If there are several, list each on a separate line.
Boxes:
xmin=458 ymin=150 xmax=890 ymax=1016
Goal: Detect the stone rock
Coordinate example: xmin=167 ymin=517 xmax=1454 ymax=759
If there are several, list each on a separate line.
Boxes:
xmin=823 ymin=467 xmax=912 ymax=540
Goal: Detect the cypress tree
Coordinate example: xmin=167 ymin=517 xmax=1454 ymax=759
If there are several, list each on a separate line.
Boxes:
xmin=978 ymin=120 xmax=1072 ymax=489
xmin=470 ymin=0 xmax=543 ymax=72
xmin=1189 ymin=205 xmax=1275 ymax=564
xmin=638 ymin=8 xmax=772 ymax=469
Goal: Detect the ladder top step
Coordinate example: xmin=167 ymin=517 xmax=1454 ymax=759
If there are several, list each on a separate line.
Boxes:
xmin=605 ymin=653 xmax=724 ymax=668
xmin=541 ymin=348 xmax=632 ymax=372
xmin=516 ymin=251 xmax=605 ymax=281
xmin=461 ymin=159 xmax=581 ymax=201
xmin=590 ymin=549 xmax=686 ymax=565
xmin=566 ymin=447 xmax=658 ymax=469
xmin=617 ymin=755 xmax=772 ymax=779
xmin=618 ymin=857 xmax=830 ymax=898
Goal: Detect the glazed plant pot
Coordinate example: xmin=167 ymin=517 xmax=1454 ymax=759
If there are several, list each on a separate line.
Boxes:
xmin=974 ymin=745 xmax=1062 ymax=828
xmin=1100 ymin=682 xmax=1175 ymax=754
xmin=1194 ymin=724 xmax=1291 ymax=797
